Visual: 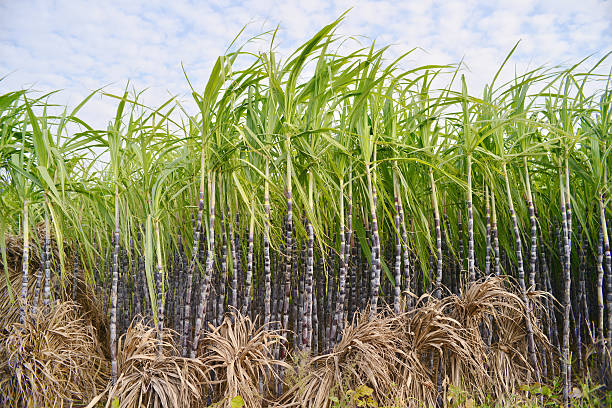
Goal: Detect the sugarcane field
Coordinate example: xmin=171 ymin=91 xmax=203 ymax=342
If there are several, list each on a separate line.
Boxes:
xmin=2 ymin=8 xmax=612 ymax=408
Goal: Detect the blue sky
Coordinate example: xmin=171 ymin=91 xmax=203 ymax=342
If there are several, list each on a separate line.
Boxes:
xmin=1 ymin=0 xmax=611 ymax=127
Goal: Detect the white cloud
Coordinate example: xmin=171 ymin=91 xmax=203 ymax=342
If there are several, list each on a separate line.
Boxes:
xmin=0 ymin=0 xmax=610 ymax=129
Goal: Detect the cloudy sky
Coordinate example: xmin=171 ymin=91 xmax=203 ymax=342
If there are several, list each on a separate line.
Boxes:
xmin=1 ymin=0 xmax=611 ymax=127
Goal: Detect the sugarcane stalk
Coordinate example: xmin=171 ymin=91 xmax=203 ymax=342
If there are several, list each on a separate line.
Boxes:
xmin=154 ymin=219 xmax=165 ymax=353
xmin=541 ymin=235 xmax=560 ymax=352
xmin=467 ymin=154 xmax=475 ymax=283
xmin=597 ymin=221 xmax=606 ymax=377
xmin=396 ymin=199 xmax=411 ymax=313
xmin=429 ymin=168 xmax=443 ymax=298
xmin=359 ymin=233 xmax=367 ymax=310
xmin=604 ymin=222 xmax=612 ymax=362
xmin=504 ymin=163 xmax=541 ymax=383
xmin=491 ymin=191 xmax=500 ymax=277
xmin=538 ymin=236 xmax=554 ymax=376
xmin=524 ymin=157 xmax=538 ymax=289
xmin=119 ymin=250 xmax=129 ymax=333
xmin=559 ymin=167 xmax=571 ymax=404
xmin=349 ymin=231 xmax=358 ymax=320
xmin=42 ymin=199 xmax=51 ymax=307
xmin=132 ymin=234 xmax=143 ymax=318
xmin=174 ymin=235 xmax=184 ymax=334
xmin=303 ymin=171 xmax=314 ymax=350
xmin=313 ymin=263 xmax=323 ymax=351
xmin=392 ymin=172 xmax=402 ymax=314
xmin=330 ymin=259 xmax=338 ymax=346
xmin=578 ymin=230 xmax=589 ymax=330
xmin=282 ymin=193 xmax=293 ymax=333
xmin=281 ymin=134 xmax=293 ymax=341
xmin=229 ymin=213 xmax=239 ymax=312
xmin=325 ymin=220 xmax=336 ymax=349
xmin=455 ymin=210 xmax=464 ymax=289
xmin=565 ymin=157 xmax=573 ymax=259
xmin=345 ymin=171 xmax=353 ymax=280
xmin=242 ymin=202 xmax=255 ymax=317
xmin=272 ymin=250 xmax=281 ymax=331
xmin=600 ymin=195 xmax=612 ymax=364
xmin=333 ymin=177 xmax=347 ymax=343
xmin=313 ymin=258 xmax=320 ymax=354
xmin=295 ymin=253 xmax=303 ymax=349
xmin=110 ymin=183 xmax=120 ymax=384
xmin=484 ymin=186 xmax=491 ymax=276
xmin=181 ymin=185 xmax=205 ymax=357
xmin=263 ymin=163 xmax=272 ymax=327
xmin=218 ymin=209 xmax=227 ymax=326
xmin=33 ymin=230 xmax=44 ymax=315
xmin=191 ymin=175 xmax=216 ymax=358
xmin=139 ymin=233 xmax=151 ymax=319
xmin=19 ymin=200 xmax=29 ymax=324
xmin=117 ymin=252 xmax=124 ymax=334
xmin=367 ymin=165 xmax=381 ymax=318
xmin=576 ymin=224 xmax=587 ymax=372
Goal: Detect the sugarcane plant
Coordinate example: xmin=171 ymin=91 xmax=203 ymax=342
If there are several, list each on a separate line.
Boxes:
xmin=2 ymin=21 xmax=612 ymax=405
